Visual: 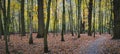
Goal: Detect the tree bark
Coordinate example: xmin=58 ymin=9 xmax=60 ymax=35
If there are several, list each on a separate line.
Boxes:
xmin=0 ymin=10 xmax=2 ymax=39
xmin=29 ymin=0 xmax=33 ymax=44
xmin=53 ymin=0 xmax=58 ymax=36
xmin=99 ymin=0 xmax=102 ymax=35
xmin=112 ymin=0 xmax=120 ymax=39
xmin=37 ymin=0 xmax=44 ymax=38
xmin=93 ymin=0 xmax=96 ymax=37
xmin=70 ymin=0 xmax=74 ymax=36
xmin=78 ymin=0 xmax=82 ymax=38
xmin=88 ymin=0 xmax=93 ymax=36
xmin=61 ymin=0 xmax=65 ymax=41
xmin=2 ymin=0 xmax=10 ymax=53
xmin=21 ymin=0 xmax=26 ymax=36
xmin=44 ymin=0 xmax=51 ymax=53
xmin=7 ymin=0 xmax=10 ymax=42
xmin=0 ymin=0 xmax=4 ymax=37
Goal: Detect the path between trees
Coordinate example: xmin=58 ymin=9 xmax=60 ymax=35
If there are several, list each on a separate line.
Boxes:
xmin=86 ymin=36 xmax=107 ymax=54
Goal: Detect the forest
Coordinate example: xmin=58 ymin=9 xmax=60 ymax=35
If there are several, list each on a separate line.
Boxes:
xmin=0 ymin=0 xmax=120 ymax=54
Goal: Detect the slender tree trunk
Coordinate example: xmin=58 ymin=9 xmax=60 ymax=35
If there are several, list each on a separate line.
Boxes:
xmin=19 ymin=11 xmax=22 ymax=39
xmin=0 ymin=0 xmax=4 ymax=38
xmin=78 ymin=0 xmax=82 ymax=38
xmin=11 ymin=7 xmax=14 ymax=34
xmin=0 ymin=10 xmax=2 ymax=39
xmin=75 ymin=0 xmax=78 ymax=35
xmin=93 ymin=0 xmax=96 ymax=37
xmin=44 ymin=0 xmax=51 ymax=53
xmin=70 ymin=0 xmax=74 ymax=36
xmin=82 ymin=8 xmax=85 ymax=34
xmin=68 ymin=9 xmax=71 ymax=33
xmin=7 ymin=0 xmax=10 ymax=42
xmin=88 ymin=0 xmax=93 ymax=36
xmin=109 ymin=0 xmax=113 ymax=34
xmin=101 ymin=11 xmax=103 ymax=34
xmin=37 ymin=0 xmax=44 ymax=38
xmin=26 ymin=0 xmax=30 ymax=37
xmin=53 ymin=0 xmax=58 ymax=36
xmin=61 ymin=0 xmax=65 ymax=41
xmin=21 ymin=0 xmax=26 ymax=36
xmin=2 ymin=0 xmax=10 ymax=53
xmin=29 ymin=0 xmax=33 ymax=44
xmin=112 ymin=0 xmax=120 ymax=39
xmin=99 ymin=1 xmax=101 ymax=34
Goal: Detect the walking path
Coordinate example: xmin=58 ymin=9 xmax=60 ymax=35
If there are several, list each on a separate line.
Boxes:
xmin=86 ymin=36 xmax=106 ymax=54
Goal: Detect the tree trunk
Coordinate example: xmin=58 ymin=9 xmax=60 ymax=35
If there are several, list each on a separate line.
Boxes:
xmin=2 ymin=0 xmax=10 ymax=53
xmin=78 ymin=0 xmax=82 ymax=38
xmin=37 ymin=0 xmax=44 ymax=38
xmin=70 ymin=0 xmax=74 ymax=36
xmin=99 ymin=0 xmax=102 ymax=35
xmin=0 ymin=10 xmax=2 ymax=39
xmin=88 ymin=0 xmax=93 ymax=36
xmin=44 ymin=0 xmax=51 ymax=53
xmin=93 ymin=0 xmax=96 ymax=37
xmin=29 ymin=0 xmax=33 ymax=44
xmin=112 ymin=0 xmax=120 ymax=39
xmin=53 ymin=0 xmax=58 ymax=36
xmin=0 ymin=0 xmax=4 ymax=37
xmin=109 ymin=1 xmax=113 ymax=34
xmin=21 ymin=0 xmax=26 ymax=36
xmin=7 ymin=0 xmax=10 ymax=42
xmin=61 ymin=0 xmax=65 ymax=41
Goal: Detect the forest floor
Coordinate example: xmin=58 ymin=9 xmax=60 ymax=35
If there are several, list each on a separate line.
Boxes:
xmin=0 ymin=33 xmax=120 ymax=54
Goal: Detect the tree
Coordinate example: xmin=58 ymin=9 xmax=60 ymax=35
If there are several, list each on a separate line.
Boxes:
xmin=82 ymin=0 xmax=86 ymax=34
xmin=88 ymin=0 xmax=93 ymax=36
xmin=29 ymin=0 xmax=33 ymax=44
xmin=0 ymin=10 xmax=2 ymax=39
xmin=61 ymin=0 xmax=65 ymax=41
xmin=93 ymin=0 xmax=96 ymax=37
xmin=0 ymin=0 xmax=4 ymax=38
xmin=44 ymin=0 xmax=51 ymax=53
xmin=53 ymin=0 xmax=58 ymax=36
xmin=112 ymin=0 xmax=120 ymax=39
xmin=36 ymin=0 xmax=44 ymax=38
xmin=21 ymin=0 xmax=26 ymax=36
xmin=99 ymin=0 xmax=102 ymax=35
xmin=78 ymin=0 xmax=82 ymax=38
xmin=109 ymin=0 xmax=113 ymax=34
xmin=70 ymin=0 xmax=74 ymax=36
xmin=7 ymin=0 xmax=11 ymax=42
xmin=0 ymin=0 xmax=10 ymax=53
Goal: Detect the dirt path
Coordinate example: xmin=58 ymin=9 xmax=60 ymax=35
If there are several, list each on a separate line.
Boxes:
xmin=86 ymin=36 xmax=107 ymax=54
